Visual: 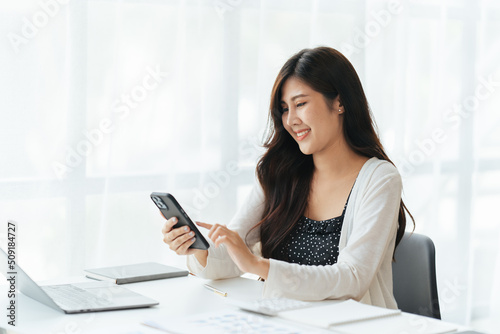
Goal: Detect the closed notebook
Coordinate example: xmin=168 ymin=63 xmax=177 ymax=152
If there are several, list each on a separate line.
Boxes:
xmin=84 ymin=262 xmax=189 ymax=284
xmin=278 ymin=299 xmax=401 ymax=328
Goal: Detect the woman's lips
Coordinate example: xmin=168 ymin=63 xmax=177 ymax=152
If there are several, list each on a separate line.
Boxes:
xmin=295 ymin=129 xmax=311 ymax=141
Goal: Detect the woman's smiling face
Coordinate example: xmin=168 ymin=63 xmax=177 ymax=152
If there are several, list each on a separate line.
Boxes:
xmin=280 ymin=77 xmax=344 ymax=156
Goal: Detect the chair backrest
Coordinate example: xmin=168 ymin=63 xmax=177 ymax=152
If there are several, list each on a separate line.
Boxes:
xmin=392 ymin=232 xmax=441 ymax=319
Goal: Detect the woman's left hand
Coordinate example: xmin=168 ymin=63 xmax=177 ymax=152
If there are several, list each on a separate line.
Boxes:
xmin=196 ymin=222 xmax=269 ymax=278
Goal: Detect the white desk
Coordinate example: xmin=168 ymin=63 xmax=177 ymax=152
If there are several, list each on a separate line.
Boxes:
xmin=0 ymin=275 xmax=470 ymax=334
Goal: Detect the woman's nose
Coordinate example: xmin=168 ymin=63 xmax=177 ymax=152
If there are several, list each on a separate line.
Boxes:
xmin=286 ymin=107 xmax=301 ymax=127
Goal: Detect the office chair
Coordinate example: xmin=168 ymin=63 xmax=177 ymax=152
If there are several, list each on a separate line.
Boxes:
xmin=392 ymin=232 xmax=441 ymax=319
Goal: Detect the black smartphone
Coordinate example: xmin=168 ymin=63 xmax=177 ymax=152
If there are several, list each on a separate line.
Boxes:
xmin=151 ymin=192 xmax=210 ymax=250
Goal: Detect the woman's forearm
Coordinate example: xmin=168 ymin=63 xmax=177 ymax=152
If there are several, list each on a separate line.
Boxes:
xmin=252 ymin=257 xmax=270 ymax=280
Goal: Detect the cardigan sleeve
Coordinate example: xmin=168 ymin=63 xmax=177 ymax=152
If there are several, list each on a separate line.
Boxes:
xmin=186 ymin=183 xmax=265 ymax=279
xmin=262 ymin=165 xmax=402 ymax=301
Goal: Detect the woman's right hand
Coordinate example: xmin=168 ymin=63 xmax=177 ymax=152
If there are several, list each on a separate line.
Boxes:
xmin=161 ymin=217 xmax=206 ymax=257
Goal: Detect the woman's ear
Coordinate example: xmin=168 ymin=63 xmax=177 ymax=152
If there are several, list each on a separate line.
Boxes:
xmin=337 ymin=98 xmax=344 ymax=114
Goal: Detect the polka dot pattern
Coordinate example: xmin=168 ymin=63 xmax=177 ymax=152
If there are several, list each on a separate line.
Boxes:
xmin=277 ymin=214 xmax=344 ymax=266
xmin=275 ymin=193 xmax=352 ymax=266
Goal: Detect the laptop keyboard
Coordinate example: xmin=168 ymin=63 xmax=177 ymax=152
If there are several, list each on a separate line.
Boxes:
xmin=42 ymin=284 xmax=113 ymax=310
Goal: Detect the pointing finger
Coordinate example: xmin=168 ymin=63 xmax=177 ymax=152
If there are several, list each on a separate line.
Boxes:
xmin=196 ymin=221 xmax=213 ymax=229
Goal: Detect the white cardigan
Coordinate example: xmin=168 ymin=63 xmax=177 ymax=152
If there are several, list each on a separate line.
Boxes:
xmin=187 ymin=157 xmax=402 ymax=309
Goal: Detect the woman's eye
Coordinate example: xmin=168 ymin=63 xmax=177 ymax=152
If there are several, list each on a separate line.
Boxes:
xmin=281 ymin=107 xmax=289 ymax=113
xmin=297 ymin=102 xmax=306 ymax=108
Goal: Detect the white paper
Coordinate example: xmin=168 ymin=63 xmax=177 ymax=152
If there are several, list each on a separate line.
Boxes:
xmin=279 ymin=299 xmax=401 ymax=328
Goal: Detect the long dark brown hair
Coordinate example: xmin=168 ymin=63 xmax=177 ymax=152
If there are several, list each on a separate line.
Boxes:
xmin=253 ymin=46 xmax=414 ymax=259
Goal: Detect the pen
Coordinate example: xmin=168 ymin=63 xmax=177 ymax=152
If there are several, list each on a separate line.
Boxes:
xmin=204 ymin=284 xmax=227 ymax=297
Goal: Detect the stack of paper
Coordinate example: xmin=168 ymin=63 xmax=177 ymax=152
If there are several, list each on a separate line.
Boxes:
xmin=278 ymin=299 xmax=456 ymax=334
xmin=332 ymin=312 xmax=458 ymax=334
xmin=279 ymin=299 xmax=401 ymax=328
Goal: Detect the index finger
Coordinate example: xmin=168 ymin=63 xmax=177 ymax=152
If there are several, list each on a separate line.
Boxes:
xmin=196 ymin=221 xmax=213 ymax=230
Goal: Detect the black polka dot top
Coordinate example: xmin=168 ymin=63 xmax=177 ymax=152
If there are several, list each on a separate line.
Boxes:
xmin=275 ymin=191 xmax=352 ymax=266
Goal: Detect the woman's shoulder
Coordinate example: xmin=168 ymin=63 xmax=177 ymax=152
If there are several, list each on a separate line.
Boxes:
xmin=360 ymin=157 xmax=401 ymax=183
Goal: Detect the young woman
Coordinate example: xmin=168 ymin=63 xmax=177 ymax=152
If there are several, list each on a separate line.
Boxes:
xmin=161 ymin=46 xmax=413 ymax=309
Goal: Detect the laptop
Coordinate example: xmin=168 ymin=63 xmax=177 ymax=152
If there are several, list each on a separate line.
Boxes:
xmin=0 ymin=248 xmax=159 ymax=314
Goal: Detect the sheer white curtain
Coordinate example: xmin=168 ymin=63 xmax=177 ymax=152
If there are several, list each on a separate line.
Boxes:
xmin=1 ymin=0 xmax=499 ymax=330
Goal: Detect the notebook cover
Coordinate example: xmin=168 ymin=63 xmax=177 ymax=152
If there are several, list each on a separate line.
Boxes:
xmin=84 ymin=262 xmax=189 ymax=284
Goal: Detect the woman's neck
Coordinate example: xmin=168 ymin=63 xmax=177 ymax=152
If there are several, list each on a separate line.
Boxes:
xmin=312 ymin=139 xmax=368 ymax=179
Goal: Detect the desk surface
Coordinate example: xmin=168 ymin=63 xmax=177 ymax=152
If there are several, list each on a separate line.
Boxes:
xmin=0 ymin=274 xmax=469 ymax=334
